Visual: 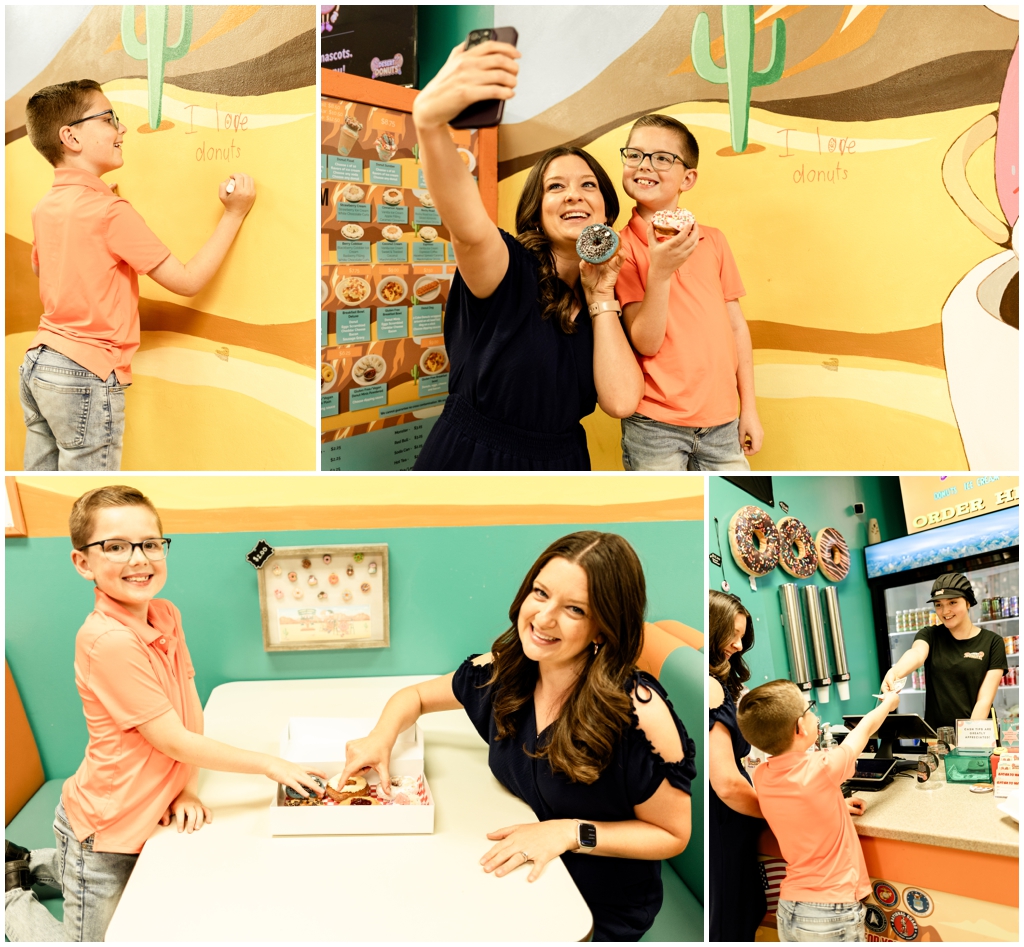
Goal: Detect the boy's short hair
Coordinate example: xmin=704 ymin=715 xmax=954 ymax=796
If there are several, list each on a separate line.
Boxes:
xmin=25 ymin=79 xmax=104 ymax=167
xmin=70 ymin=485 xmax=163 ymax=549
xmin=736 ymin=679 xmax=806 ymax=756
xmin=627 ymin=114 xmax=699 ymax=169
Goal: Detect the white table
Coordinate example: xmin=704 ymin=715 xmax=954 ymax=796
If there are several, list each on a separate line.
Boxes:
xmin=105 ymin=676 xmax=593 ymax=942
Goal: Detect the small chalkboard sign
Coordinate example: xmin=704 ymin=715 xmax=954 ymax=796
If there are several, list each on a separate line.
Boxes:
xmin=247 ymin=539 xmax=275 ymax=570
xmin=709 ymin=552 xmax=723 ymax=567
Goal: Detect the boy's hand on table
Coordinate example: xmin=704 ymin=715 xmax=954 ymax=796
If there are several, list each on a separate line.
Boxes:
xmin=846 ymin=797 xmax=866 ymax=816
xmin=160 ymin=787 xmax=213 ymax=834
xmin=739 ymin=408 xmax=763 ymax=455
xmin=646 ymin=221 xmax=699 ymax=281
xmin=220 ymin=173 xmax=256 ymax=217
xmin=481 ymin=819 xmax=576 ymax=883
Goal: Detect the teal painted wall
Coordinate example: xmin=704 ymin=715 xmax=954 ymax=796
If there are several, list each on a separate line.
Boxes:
xmin=709 ymin=477 xmax=906 ymax=725
xmin=6 ymin=519 xmax=702 ymax=780
xmin=417 ymin=5 xmax=494 ymax=88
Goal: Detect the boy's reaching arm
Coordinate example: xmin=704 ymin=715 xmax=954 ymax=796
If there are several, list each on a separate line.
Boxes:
xmin=147 ymin=174 xmax=256 ymax=297
xmin=726 ymin=299 xmax=763 ymax=455
xmin=840 ymin=691 xmax=901 ymax=760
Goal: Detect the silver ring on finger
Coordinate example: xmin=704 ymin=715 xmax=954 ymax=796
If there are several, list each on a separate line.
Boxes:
xmin=519 ymin=851 xmax=531 ymax=863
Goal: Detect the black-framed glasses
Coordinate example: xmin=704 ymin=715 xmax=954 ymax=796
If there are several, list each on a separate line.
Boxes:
xmin=66 ymin=109 xmax=121 ymax=131
xmin=77 ymin=538 xmax=171 ymax=562
xmin=796 ymin=698 xmax=817 ymax=728
xmin=619 ymin=147 xmax=689 ymax=171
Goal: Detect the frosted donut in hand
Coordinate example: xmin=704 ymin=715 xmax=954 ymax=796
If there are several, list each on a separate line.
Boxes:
xmin=651 ymin=208 xmax=695 ymax=239
xmin=777 ymin=516 xmax=818 ymax=579
xmin=728 ymin=506 xmax=780 ymax=576
xmin=576 ymin=224 xmax=619 ymax=264
xmin=325 ymin=773 xmax=369 ymax=802
xmin=815 ymin=528 xmax=851 ymax=582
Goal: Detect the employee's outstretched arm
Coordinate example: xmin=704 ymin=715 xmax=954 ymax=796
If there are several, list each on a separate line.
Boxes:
xmin=883 ymin=640 xmax=929 ymax=691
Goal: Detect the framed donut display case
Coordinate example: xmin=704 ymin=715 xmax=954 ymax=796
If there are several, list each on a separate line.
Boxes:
xmin=320 ymin=69 xmax=498 ymax=470
xmin=257 ymin=544 xmax=389 ymax=652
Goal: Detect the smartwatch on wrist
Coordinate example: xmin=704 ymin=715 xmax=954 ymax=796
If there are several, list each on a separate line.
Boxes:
xmin=587 ymin=300 xmax=622 ymax=319
xmin=575 ymin=820 xmax=597 ymax=853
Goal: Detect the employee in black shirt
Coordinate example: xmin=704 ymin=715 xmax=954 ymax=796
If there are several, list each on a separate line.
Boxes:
xmin=882 ymin=573 xmax=1007 ymax=729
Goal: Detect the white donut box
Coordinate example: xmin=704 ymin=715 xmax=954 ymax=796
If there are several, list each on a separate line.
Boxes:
xmin=268 ymin=717 xmax=434 ymax=836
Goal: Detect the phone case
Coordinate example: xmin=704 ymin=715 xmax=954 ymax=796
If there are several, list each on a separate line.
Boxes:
xmin=449 ymin=27 xmax=519 ymax=130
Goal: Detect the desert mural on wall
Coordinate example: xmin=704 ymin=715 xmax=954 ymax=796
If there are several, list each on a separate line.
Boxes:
xmin=494 ymin=4 xmax=1018 ymax=471
xmin=5 ymin=5 xmax=316 ymax=470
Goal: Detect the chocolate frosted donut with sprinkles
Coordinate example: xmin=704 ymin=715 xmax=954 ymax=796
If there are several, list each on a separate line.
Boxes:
xmin=728 ymin=506 xmax=781 ymax=576
xmin=816 ymin=527 xmax=851 ymax=582
xmin=777 ymin=516 xmax=818 ymax=578
xmin=575 ymin=223 xmax=619 ymax=264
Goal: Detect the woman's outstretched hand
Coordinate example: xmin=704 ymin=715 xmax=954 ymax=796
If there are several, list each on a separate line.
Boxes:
xmin=342 ymin=732 xmax=395 ymax=797
xmin=481 ymin=820 xmax=577 ymax=882
xmin=413 ymin=40 xmax=520 ymax=130
xmin=579 ymin=249 xmax=626 ymax=302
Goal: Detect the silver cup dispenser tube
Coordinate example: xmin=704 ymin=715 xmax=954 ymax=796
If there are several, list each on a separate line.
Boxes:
xmin=801 ymin=585 xmax=833 ymax=704
xmin=821 ymin=585 xmax=852 ymax=700
xmin=779 ymin=583 xmax=813 ymax=692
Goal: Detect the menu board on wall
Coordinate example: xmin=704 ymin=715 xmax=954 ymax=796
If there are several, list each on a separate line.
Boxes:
xmin=320 ymin=72 xmax=490 ymax=470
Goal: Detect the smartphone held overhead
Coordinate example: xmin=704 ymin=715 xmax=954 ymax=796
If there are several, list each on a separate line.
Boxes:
xmin=450 ymin=27 xmax=519 ymax=129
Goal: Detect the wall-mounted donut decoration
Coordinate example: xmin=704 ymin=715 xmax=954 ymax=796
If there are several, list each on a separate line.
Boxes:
xmin=816 ymin=527 xmax=851 ymax=582
xmin=777 ymin=516 xmax=818 ymax=578
xmin=728 ymin=506 xmax=781 ymax=576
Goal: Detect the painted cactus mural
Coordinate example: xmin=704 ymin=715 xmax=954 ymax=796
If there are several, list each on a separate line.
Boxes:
xmin=121 ymin=5 xmax=193 ymax=129
xmin=691 ymin=6 xmax=786 ymax=154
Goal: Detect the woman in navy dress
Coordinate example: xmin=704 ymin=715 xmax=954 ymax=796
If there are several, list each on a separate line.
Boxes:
xmin=342 ymin=532 xmax=694 ymax=940
xmin=707 ymin=591 xmax=766 ymax=941
xmin=411 ymin=40 xmax=643 ymax=469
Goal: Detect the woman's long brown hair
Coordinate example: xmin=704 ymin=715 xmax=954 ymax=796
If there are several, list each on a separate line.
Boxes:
xmin=708 ymin=590 xmax=754 ymax=701
xmin=488 ymin=531 xmax=645 ymax=784
xmin=514 ymin=147 xmax=620 ymax=335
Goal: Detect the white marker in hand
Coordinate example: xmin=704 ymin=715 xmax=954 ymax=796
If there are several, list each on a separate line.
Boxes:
xmin=226 ymin=177 xmax=236 ymax=194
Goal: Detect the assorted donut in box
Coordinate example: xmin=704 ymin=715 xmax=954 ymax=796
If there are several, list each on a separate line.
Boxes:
xmin=269 ymin=717 xmax=434 ymax=835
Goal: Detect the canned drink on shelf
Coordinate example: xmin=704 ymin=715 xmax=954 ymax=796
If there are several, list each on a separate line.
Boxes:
xmin=1001 ymin=597 xmax=1012 ymax=618
xmin=1005 ymin=636 xmax=1015 ymax=655
xmin=982 ymin=599 xmax=992 ymax=621
xmin=1011 ymin=596 xmax=1019 ymax=618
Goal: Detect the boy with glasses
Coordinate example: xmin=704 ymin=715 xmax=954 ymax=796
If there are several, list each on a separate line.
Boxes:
xmin=736 ymin=680 xmax=900 ymax=942
xmin=19 ymin=80 xmax=256 ymax=470
xmin=5 ymin=485 xmax=324 ymax=941
xmin=614 ymin=113 xmax=762 ymax=470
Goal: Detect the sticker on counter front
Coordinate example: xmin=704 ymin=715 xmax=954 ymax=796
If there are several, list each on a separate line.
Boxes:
xmin=376 ymin=307 xmax=408 ymax=340
xmin=336 ymin=308 xmax=371 ymax=344
xmin=889 ymin=911 xmax=918 ymax=941
xmin=418 ymin=373 xmax=448 ymax=397
xmin=328 ymin=156 xmax=363 ymax=182
xmin=873 ymin=882 xmax=899 ymax=908
xmin=337 ymin=202 xmax=371 ymax=223
xmin=411 ymin=304 xmax=443 ymax=336
xmin=902 ymin=889 xmax=933 ymax=918
xmin=376 ymin=241 xmax=409 ymax=263
xmin=321 ymin=392 xmax=339 ymax=417
xmin=376 ymin=204 xmax=409 ymax=224
xmin=956 ymin=717 xmax=997 ymax=747
xmin=320 ymin=310 xmax=328 ymax=346
xmin=864 ymin=905 xmax=888 ymax=934
xmin=349 ymin=383 xmax=387 ymax=412
xmin=369 ymin=160 xmax=402 ymax=186
xmin=337 ymin=242 xmax=371 ymax=264
xmin=414 ymin=206 xmax=442 ymax=226
xmin=413 ymin=242 xmax=444 ymax=263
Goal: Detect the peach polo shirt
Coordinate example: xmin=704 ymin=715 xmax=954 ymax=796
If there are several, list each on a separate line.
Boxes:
xmin=62 ymin=590 xmax=199 ymax=854
xmin=753 ymin=747 xmax=871 ymax=904
xmin=617 ymin=209 xmax=745 ymax=428
xmin=30 ymin=168 xmax=170 ymax=383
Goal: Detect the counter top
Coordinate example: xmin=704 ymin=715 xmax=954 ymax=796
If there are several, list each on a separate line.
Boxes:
xmin=851 ymin=768 xmax=1019 ymax=858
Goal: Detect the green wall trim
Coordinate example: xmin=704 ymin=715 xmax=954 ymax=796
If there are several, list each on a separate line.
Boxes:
xmin=709 ymin=477 xmax=904 ymax=725
xmin=417 ymin=5 xmax=494 ymax=88
xmin=7 ymin=519 xmax=701 ymax=780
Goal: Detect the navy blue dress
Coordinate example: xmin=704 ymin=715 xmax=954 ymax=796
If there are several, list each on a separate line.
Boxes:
xmin=413 ymin=231 xmax=596 ymax=470
xmin=453 ymin=656 xmax=696 ymax=941
xmin=709 ymin=684 xmax=766 ymax=942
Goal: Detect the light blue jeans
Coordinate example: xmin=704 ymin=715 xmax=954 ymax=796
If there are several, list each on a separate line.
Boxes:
xmin=777 ymin=899 xmax=867 ymax=942
xmin=19 ymin=346 xmax=128 ymax=471
xmin=4 ymin=799 xmax=138 ymax=942
xmin=621 ymin=413 xmax=751 ymax=471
